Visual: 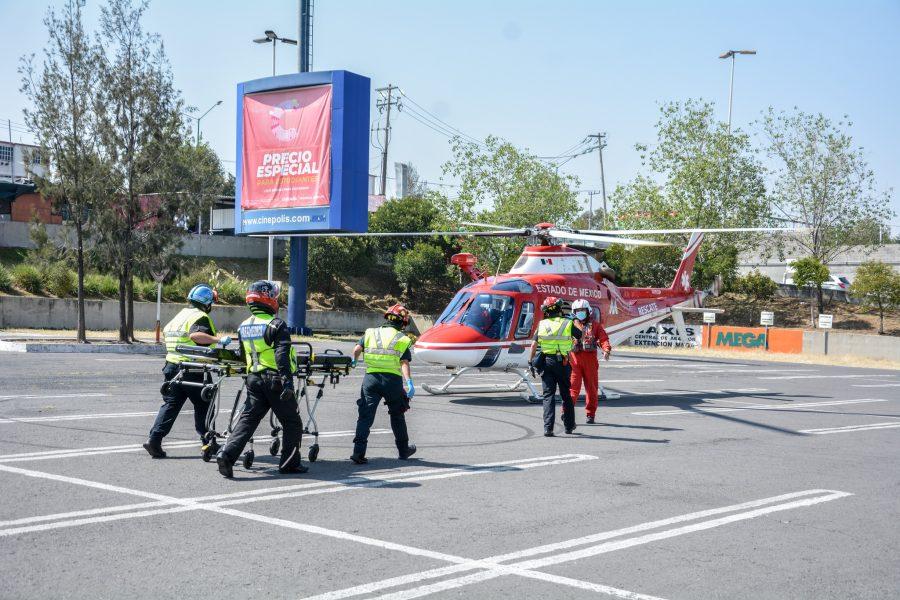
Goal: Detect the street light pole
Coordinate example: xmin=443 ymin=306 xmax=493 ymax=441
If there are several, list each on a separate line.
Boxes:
xmin=194 ymin=100 xmax=223 ymax=146
xmin=719 ymin=49 xmax=757 ymax=133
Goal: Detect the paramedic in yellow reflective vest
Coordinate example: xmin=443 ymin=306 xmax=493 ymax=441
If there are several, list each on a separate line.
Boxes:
xmin=144 ymin=284 xmax=231 ymax=458
xmin=349 ymin=304 xmax=417 ymax=464
xmin=216 ymin=280 xmax=306 ymax=478
xmin=528 ymin=296 xmax=582 ymax=437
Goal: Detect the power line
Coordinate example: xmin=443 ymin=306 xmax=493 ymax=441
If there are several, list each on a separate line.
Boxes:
xmin=396 ymin=90 xmax=484 ymax=147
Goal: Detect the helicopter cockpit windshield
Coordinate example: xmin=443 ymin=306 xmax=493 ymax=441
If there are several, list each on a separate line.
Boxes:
xmin=459 ymin=293 xmax=515 ymax=340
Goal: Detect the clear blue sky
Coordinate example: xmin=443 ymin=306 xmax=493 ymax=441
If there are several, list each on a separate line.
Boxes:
xmin=1 ymin=0 xmax=898 ymax=232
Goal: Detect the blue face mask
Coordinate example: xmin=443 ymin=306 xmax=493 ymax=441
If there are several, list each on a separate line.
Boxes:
xmin=576 ymin=310 xmax=589 ymax=320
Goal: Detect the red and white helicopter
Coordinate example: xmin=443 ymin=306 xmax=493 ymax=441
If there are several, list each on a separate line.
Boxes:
xmin=276 ymin=222 xmax=781 ymax=401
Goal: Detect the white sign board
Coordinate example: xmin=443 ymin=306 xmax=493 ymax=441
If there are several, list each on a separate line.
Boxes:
xmin=703 ymin=311 xmax=716 ymax=324
xmin=818 ymin=313 xmax=833 ymax=329
xmin=629 ymin=322 xmax=701 ymax=348
xmin=760 ymin=311 xmax=774 ymax=326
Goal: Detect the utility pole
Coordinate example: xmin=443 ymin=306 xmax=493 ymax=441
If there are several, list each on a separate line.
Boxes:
xmin=376 ymin=85 xmax=399 ymax=196
xmin=587 ymin=133 xmax=608 ymax=227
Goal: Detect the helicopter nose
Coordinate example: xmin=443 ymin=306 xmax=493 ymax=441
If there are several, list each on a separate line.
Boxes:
xmin=413 ymin=324 xmax=492 ymax=367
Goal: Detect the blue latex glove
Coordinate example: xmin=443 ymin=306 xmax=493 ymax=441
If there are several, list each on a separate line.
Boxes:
xmin=405 ymin=379 xmax=415 ymax=399
xmin=351 ymin=358 xmax=358 ymax=368
xmin=219 ymin=336 xmax=233 ymax=347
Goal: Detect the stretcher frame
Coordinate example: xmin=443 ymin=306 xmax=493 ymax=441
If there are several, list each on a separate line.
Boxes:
xmin=170 ymin=343 xmax=352 ymax=467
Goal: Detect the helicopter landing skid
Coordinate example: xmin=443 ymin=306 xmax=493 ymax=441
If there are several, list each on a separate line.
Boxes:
xmin=421 ymin=367 xmax=543 ymax=403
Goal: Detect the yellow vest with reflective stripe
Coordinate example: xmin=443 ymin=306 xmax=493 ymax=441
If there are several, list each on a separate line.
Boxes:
xmin=363 ymin=326 xmax=412 ymax=376
xmin=239 ymin=312 xmax=297 ymax=374
xmin=164 ymin=307 xmax=216 ymax=364
xmin=537 ymin=317 xmax=574 ymax=355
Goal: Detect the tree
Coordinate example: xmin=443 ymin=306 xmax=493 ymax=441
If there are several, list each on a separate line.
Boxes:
xmin=94 ymin=0 xmax=188 ymax=341
xmin=394 ymin=243 xmax=451 ymax=299
xmin=761 ymin=108 xmax=895 ymax=264
xmin=611 ymin=99 xmax=769 ymax=289
xmin=436 ymin=135 xmax=580 ymax=273
xmin=368 ymin=194 xmax=444 ymax=256
xmin=20 ymin=0 xmax=106 ymax=342
xmin=733 ymin=270 xmax=779 ymax=325
xmin=791 ymin=256 xmax=830 ymax=326
xmin=601 ymin=244 xmax=682 ymax=288
xmin=850 ymin=261 xmax=900 ymax=335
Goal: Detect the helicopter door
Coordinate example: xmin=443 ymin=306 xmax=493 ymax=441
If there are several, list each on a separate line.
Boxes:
xmin=513 ymin=302 xmax=535 ymax=339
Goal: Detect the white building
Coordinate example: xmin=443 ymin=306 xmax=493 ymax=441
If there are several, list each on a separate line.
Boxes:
xmin=0 ymin=141 xmax=45 ymax=184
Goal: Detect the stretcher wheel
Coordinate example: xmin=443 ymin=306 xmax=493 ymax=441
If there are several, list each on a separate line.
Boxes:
xmin=200 ymin=385 xmax=216 ymax=403
xmin=242 ymin=450 xmax=254 ymax=469
xmin=160 ymin=382 xmax=170 ymax=395
xmin=269 ymin=438 xmax=280 ymax=456
xmin=308 ymin=444 xmax=319 ymax=463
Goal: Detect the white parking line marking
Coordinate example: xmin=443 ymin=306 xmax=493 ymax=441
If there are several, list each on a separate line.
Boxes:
xmin=615 ymin=388 xmax=767 ymax=399
xmin=800 ymin=422 xmax=900 ymax=435
xmin=0 ymin=407 xmax=229 ymax=424
xmin=0 ymin=393 xmax=108 ymax=401
xmin=759 ymin=374 xmax=896 ymax=380
xmin=852 ymin=383 xmax=900 ymax=388
xmin=0 ymin=430 xmax=390 ymax=463
xmin=305 ymin=490 xmax=850 ymax=600
xmin=633 ymin=398 xmax=888 ymax=416
xmin=0 ymin=455 xmax=597 ymax=537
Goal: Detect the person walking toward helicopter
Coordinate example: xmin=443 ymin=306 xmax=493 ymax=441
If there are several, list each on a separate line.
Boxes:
xmin=529 ymin=296 xmax=582 ymax=436
xmin=569 ymin=299 xmax=611 ymax=424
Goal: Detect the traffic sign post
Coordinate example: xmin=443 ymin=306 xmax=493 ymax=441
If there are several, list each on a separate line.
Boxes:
xmin=703 ymin=311 xmax=715 ymax=348
xmin=818 ymin=313 xmax=833 ymax=355
xmin=760 ymin=311 xmax=774 ymax=351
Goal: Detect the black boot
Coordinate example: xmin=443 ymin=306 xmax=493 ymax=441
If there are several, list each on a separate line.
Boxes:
xmin=143 ymin=440 xmax=166 ymax=459
xmin=216 ymin=452 xmax=233 ymax=478
xmin=399 ymin=444 xmax=417 ymax=460
xmin=279 ymin=463 xmax=309 ymax=475
xmin=350 ymin=454 xmax=368 ymax=464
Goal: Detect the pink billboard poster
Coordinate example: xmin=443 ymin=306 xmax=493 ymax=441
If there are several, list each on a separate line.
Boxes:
xmin=241 ymin=85 xmax=333 ymax=210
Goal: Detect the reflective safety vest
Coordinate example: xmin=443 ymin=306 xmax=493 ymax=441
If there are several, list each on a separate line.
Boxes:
xmin=537 ymin=317 xmax=574 ymax=355
xmin=363 ymin=326 xmax=412 ymax=376
xmin=164 ymin=307 xmax=216 ymax=364
xmin=238 ymin=312 xmax=297 ymax=374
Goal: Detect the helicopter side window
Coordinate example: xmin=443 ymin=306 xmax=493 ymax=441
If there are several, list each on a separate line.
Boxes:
xmin=514 ymin=302 xmax=535 ymax=339
xmin=436 ymin=292 xmax=471 ymax=325
xmin=460 ymin=293 xmax=515 ymax=340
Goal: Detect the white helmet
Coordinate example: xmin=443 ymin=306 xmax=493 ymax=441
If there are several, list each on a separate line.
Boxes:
xmin=571 ymin=299 xmax=590 ymax=311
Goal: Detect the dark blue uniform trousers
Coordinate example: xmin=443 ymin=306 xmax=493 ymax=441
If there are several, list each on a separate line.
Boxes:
xmin=149 ymin=362 xmax=210 ymax=443
xmin=353 ymin=372 xmax=410 ymax=457
xmin=541 ymin=356 xmax=575 ymax=433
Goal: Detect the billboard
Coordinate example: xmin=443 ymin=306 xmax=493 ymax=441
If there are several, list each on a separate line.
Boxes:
xmin=235 ymin=70 xmax=370 ymax=235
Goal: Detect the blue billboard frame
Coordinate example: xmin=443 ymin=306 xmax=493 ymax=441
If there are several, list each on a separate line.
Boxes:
xmin=234 ymin=70 xmax=370 ymax=235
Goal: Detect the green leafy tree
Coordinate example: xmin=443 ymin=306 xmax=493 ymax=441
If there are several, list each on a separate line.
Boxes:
xmin=791 ymin=256 xmax=830 ymax=326
xmin=368 ymin=195 xmax=444 ymax=256
xmin=610 ymin=99 xmax=768 ymax=289
xmin=761 ymin=108 xmax=895 ymax=264
xmin=437 ymin=135 xmax=580 ymax=273
xmin=602 ymin=245 xmax=682 ymax=288
xmin=394 ymin=243 xmax=451 ymax=299
xmin=850 ymin=261 xmax=900 ymax=335
xmin=733 ymin=270 xmax=779 ymax=325
xmin=93 ymin=0 xmax=189 ymax=341
xmin=20 ymin=0 xmax=106 ymax=341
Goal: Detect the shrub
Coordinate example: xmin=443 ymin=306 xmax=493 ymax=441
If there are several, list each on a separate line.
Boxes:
xmin=46 ymin=265 xmax=76 ymax=298
xmin=0 ymin=265 xmax=11 ymax=292
xmin=394 ymin=243 xmax=449 ymax=296
xmin=135 ymin=278 xmax=159 ymax=302
xmin=215 ymin=278 xmax=246 ymax=305
xmin=84 ymin=273 xmax=119 ymax=298
xmin=11 ymin=264 xmax=43 ymax=294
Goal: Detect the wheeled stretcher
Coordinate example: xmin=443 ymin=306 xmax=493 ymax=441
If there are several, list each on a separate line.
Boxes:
xmin=171 ymin=343 xmax=352 ymax=467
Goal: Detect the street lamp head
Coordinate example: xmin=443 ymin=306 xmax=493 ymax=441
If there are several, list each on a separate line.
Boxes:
xmin=264 ymin=30 xmax=276 ymax=40
xmin=719 ymin=50 xmax=735 ymax=59
xmin=738 ymin=49 xmax=757 ymax=55
xmin=280 ymin=37 xmax=298 ymax=45
xmin=253 ymin=37 xmax=271 ymax=44
xmin=215 ymin=100 xmax=223 ymax=106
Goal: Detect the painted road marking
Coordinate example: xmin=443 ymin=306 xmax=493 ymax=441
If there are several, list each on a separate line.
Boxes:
xmin=0 ymin=393 xmax=108 ymax=401
xmin=852 ymin=383 xmax=900 ymax=388
xmin=0 ymin=430 xmax=390 ymax=463
xmin=758 ymin=374 xmax=896 ymax=380
xmin=0 ymin=454 xmax=597 ymax=537
xmin=300 ymin=490 xmax=851 ymax=600
xmin=800 ymin=422 xmax=900 ymax=435
xmin=632 ymin=398 xmax=889 ymax=416
xmin=0 ymin=407 xmax=234 ymax=424
xmin=615 ymin=388 xmax=767 ymax=399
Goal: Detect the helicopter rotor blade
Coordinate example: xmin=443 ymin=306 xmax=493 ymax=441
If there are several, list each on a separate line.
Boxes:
xmin=251 ymin=229 xmax=528 ymax=238
xmin=459 ymin=221 xmax=518 ymax=230
xmin=576 ymin=227 xmax=801 ymax=236
xmin=548 ymin=229 xmax=670 ymax=247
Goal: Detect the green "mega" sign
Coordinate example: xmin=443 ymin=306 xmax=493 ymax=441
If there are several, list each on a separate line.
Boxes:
xmin=716 ymin=331 xmax=767 ymax=348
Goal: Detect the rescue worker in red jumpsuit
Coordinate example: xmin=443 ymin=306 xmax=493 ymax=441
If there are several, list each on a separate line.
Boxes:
xmin=569 ymin=299 xmax=611 ymax=424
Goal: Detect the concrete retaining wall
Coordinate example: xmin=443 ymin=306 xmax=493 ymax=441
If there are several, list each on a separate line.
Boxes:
xmin=0 ymin=221 xmax=285 ymax=259
xmin=0 ymin=295 xmax=434 ymax=335
xmin=802 ymin=329 xmax=900 ymax=360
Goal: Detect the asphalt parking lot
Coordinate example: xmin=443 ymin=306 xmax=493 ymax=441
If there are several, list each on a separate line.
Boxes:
xmin=1 ymin=344 xmax=898 ymax=599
